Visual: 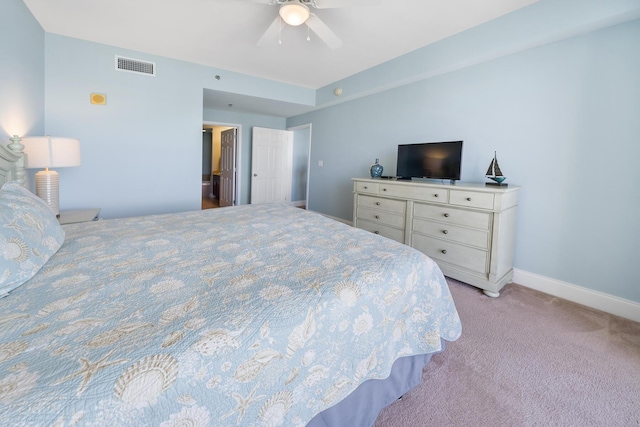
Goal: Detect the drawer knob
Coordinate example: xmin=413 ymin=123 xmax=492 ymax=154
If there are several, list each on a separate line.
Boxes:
xmin=441 ymin=250 xmax=447 ymax=254
xmin=444 ymin=213 xmax=450 ymax=218
xmin=434 ymin=194 xmax=439 ymax=198
xmin=375 ymin=215 xmax=380 ymax=219
xmin=375 ymin=202 xmax=381 ymax=206
xmin=364 ymin=186 xmax=368 ymax=189
xmin=466 ymin=197 xmax=472 ymax=201
xmin=443 ymin=230 xmax=448 ymax=234
xmin=374 ymin=231 xmax=380 ymax=234
xmin=383 ymin=188 xmax=387 ymax=192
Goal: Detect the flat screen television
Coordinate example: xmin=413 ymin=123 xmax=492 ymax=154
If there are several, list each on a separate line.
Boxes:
xmin=396 ymin=141 xmax=463 ymax=181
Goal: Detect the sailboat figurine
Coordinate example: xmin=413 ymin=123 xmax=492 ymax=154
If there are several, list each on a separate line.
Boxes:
xmin=485 ymin=151 xmax=507 ymax=186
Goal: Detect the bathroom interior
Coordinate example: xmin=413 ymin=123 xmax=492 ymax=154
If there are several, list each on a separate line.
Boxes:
xmin=202 ymin=125 xmax=233 ymax=209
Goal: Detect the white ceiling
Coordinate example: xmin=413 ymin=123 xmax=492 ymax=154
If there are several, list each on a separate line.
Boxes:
xmin=23 ymin=0 xmax=537 ymax=116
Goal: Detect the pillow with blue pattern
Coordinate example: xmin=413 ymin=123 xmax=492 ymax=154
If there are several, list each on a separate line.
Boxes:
xmin=0 ymin=182 xmax=65 ymax=297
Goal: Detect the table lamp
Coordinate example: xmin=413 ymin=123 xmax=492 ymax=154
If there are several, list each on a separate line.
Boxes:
xmin=21 ymin=136 xmax=81 ymax=216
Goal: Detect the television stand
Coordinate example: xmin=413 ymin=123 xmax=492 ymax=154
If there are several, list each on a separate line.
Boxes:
xmin=352 ymin=178 xmax=521 ymax=297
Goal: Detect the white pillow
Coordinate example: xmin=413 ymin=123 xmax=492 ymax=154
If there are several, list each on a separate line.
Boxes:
xmin=0 ymin=182 xmax=65 ymax=297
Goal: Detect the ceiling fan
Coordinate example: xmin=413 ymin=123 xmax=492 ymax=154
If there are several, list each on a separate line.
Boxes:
xmin=254 ymin=0 xmax=380 ymax=49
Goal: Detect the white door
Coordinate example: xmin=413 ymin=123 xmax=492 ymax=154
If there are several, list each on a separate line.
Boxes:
xmin=251 ymin=127 xmax=293 ymax=204
xmin=219 ymin=128 xmax=237 ymax=207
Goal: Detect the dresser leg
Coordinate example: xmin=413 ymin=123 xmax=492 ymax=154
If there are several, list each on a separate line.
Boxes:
xmin=483 ymin=289 xmax=500 ymax=298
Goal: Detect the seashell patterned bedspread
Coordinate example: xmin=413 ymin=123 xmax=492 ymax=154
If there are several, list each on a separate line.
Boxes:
xmin=0 ymin=204 xmax=461 ymax=426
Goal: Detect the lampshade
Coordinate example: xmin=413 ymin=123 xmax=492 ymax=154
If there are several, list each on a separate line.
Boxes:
xmin=21 ymin=136 xmax=81 ymax=216
xmin=22 ymin=136 xmax=81 ymax=168
xmin=279 ymin=1 xmax=310 ymax=26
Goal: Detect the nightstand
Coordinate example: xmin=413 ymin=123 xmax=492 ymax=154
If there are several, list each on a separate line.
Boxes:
xmin=58 ymin=209 xmax=101 ymax=225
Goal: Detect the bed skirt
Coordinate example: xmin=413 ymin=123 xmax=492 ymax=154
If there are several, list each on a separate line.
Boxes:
xmin=308 ymin=341 xmax=445 ymax=427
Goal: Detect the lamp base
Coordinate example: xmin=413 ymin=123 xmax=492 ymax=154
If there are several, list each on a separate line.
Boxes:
xmin=35 ymin=169 xmax=60 ymax=216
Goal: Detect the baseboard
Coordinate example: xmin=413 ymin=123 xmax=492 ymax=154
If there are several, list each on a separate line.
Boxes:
xmin=513 ymin=269 xmax=640 ymax=323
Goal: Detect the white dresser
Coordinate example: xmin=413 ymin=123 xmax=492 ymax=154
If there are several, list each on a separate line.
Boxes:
xmin=353 ymin=178 xmax=520 ymax=297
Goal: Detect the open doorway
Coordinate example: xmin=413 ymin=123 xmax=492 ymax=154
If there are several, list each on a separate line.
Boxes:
xmin=202 ymin=123 xmax=239 ymax=210
xmin=290 ymin=124 xmax=312 ymax=209
xmin=201 ymin=128 xmax=218 ymax=209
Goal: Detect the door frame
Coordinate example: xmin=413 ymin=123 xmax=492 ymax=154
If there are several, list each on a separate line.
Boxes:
xmin=287 ymin=123 xmax=312 ymax=210
xmin=203 ymin=121 xmax=242 ymax=206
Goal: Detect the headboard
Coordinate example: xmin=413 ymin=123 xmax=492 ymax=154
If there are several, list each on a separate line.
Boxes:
xmin=0 ymin=137 xmax=25 ymax=187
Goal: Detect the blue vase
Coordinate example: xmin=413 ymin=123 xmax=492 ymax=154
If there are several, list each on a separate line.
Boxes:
xmin=370 ymin=158 xmax=383 ymax=178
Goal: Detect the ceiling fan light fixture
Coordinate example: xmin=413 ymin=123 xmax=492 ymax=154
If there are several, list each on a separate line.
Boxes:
xmin=279 ymin=1 xmax=310 ymax=26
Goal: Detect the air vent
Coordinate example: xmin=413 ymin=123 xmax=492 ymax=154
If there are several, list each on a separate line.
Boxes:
xmin=115 ymin=55 xmax=156 ymax=76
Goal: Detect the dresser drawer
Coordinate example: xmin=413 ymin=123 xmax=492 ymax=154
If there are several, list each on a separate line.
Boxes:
xmin=412 ymin=234 xmax=488 ymax=274
xmin=413 ymin=203 xmax=491 ymax=230
xmin=355 ymin=181 xmax=379 ymax=195
xmin=357 ymin=195 xmax=406 ymax=214
xmin=450 ymin=190 xmax=495 ymax=210
xmin=357 ymin=220 xmax=405 ymax=244
xmin=380 ymin=183 xmax=448 ymax=203
xmin=413 ymin=218 xmax=490 ymax=249
xmin=357 ymin=207 xmax=405 ymax=228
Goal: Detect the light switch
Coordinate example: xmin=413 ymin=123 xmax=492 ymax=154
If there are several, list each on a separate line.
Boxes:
xmin=318 ymin=160 xmax=324 ymax=167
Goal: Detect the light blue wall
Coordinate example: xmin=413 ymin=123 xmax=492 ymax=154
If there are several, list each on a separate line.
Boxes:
xmin=203 ymin=109 xmax=286 ymax=205
xmin=288 ymin=20 xmax=640 ymax=302
xmin=43 ymin=35 xmax=299 ymax=218
xmin=44 ymin=34 xmax=204 ymax=218
xmin=0 ymin=0 xmax=44 ymax=143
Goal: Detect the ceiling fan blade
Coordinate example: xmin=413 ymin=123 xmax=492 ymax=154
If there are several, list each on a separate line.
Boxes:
xmin=257 ymin=16 xmax=281 ymax=46
xmin=250 ymin=0 xmax=276 ymax=5
xmin=305 ymin=15 xmax=342 ymax=49
xmin=313 ymin=0 xmax=381 ymax=9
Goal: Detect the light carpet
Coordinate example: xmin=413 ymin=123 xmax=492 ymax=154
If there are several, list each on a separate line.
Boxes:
xmin=374 ymin=279 xmax=640 ymax=426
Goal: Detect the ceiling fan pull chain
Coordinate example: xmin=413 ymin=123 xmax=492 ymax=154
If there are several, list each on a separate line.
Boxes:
xmin=307 ymin=25 xmax=311 ymax=41
xmin=279 ymin=16 xmax=283 ymax=44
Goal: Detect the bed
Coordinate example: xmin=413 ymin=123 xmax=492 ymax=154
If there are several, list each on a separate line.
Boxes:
xmin=0 ymin=141 xmax=461 ymax=426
